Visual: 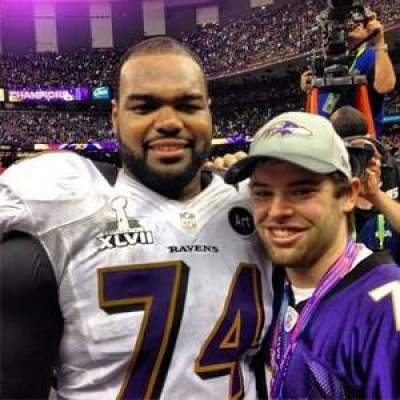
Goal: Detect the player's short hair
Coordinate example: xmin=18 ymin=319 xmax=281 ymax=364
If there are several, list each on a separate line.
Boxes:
xmin=114 ymin=36 xmax=207 ymax=101
xmin=330 ymin=171 xmax=355 ymax=234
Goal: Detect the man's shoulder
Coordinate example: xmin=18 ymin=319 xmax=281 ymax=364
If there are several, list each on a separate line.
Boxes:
xmin=313 ymin=254 xmax=400 ymax=346
xmin=358 ymin=45 xmax=376 ymax=59
xmin=354 ymin=45 xmax=376 ymax=72
xmin=0 ymin=152 xmax=113 ymax=236
xmin=1 ymin=151 xmax=108 ymax=200
xmin=359 ymin=261 xmax=400 ymax=343
xmin=210 ymin=172 xmax=248 ymax=194
xmin=354 ymin=251 xmax=400 ymax=285
xmin=364 ymin=45 xmax=376 ymax=55
xmin=208 ymin=173 xmax=253 ymax=208
xmin=348 ymin=255 xmax=400 ymax=320
xmin=323 ymin=251 xmax=400 ymax=309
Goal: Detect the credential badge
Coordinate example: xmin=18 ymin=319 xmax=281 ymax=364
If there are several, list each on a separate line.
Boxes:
xmin=284 ymin=306 xmax=299 ymax=333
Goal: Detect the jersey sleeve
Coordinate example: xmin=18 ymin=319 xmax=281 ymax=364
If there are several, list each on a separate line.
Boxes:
xmin=360 ymin=281 xmax=400 ymax=398
xmin=0 ymin=152 xmax=108 ymax=239
xmin=0 ymin=178 xmax=33 ymax=238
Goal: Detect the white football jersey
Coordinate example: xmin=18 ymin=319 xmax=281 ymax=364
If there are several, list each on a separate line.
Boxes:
xmin=0 ymin=152 xmax=272 ymax=400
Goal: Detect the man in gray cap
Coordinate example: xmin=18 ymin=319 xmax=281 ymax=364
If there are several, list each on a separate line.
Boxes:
xmin=225 ymin=111 xmax=400 ymax=399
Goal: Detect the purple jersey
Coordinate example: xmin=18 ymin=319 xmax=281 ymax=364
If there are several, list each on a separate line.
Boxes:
xmin=268 ymin=251 xmax=400 ymax=399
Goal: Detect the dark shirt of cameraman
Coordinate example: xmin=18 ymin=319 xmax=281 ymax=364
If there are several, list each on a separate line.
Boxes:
xmin=301 ymin=10 xmax=396 ymax=136
xmin=331 ymin=105 xmax=400 ymax=264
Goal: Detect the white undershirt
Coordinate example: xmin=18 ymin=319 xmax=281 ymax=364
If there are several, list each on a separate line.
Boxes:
xmin=290 ymin=245 xmax=373 ymax=305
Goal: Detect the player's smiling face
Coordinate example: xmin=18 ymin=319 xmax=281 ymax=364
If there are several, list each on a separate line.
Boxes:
xmin=112 ymin=53 xmax=212 ymax=199
xmin=250 ymin=161 xmax=355 ymax=284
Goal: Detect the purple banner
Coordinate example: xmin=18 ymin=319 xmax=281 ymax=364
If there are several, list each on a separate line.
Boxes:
xmin=8 ymin=87 xmax=90 ymax=103
xmin=227 ymin=133 xmax=250 ymax=145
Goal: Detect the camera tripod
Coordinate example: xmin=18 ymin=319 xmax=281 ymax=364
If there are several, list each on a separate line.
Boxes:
xmin=305 ymin=73 xmax=376 ymax=138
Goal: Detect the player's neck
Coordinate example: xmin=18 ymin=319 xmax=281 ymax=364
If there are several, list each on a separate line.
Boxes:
xmin=178 ymin=169 xmax=214 ymax=200
xmin=285 ymin=233 xmax=349 ymax=289
xmin=121 ymin=166 xmax=205 ymax=201
xmin=179 ymin=172 xmax=204 ymax=201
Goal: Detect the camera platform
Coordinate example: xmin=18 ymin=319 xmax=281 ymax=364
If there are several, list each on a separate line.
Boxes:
xmin=306 ymin=73 xmax=376 ymax=137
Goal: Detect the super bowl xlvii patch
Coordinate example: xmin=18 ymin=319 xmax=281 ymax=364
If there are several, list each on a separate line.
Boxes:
xmin=97 ymin=196 xmax=154 ymax=250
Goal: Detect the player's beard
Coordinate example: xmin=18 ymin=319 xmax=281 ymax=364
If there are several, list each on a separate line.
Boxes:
xmin=119 ymin=139 xmax=211 ymax=200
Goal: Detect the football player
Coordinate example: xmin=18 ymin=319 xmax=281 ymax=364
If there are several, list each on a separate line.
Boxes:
xmin=0 ymin=37 xmax=272 ymax=399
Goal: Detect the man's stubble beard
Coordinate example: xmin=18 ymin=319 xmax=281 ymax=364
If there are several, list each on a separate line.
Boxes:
xmin=119 ymin=140 xmax=212 ymax=200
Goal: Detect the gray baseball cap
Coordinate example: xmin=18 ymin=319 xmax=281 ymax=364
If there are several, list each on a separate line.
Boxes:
xmin=224 ymin=111 xmax=352 ymax=184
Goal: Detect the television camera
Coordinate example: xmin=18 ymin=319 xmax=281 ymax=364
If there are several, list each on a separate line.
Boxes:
xmin=305 ymin=0 xmax=374 ymax=78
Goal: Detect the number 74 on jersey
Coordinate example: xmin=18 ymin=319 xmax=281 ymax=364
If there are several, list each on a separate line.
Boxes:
xmin=98 ymin=260 xmax=266 ymax=400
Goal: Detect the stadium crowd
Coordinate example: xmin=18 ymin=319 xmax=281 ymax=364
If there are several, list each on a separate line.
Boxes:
xmin=0 ymin=49 xmax=119 ymax=88
xmin=181 ymin=0 xmax=400 ymax=75
xmin=2 ymin=75 xmax=400 ymax=148
xmin=0 ymin=110 xmax=113 ymax=146
xmin=0 ymin=0 xmax=399 ymax=88
xmin=0 ymin=0 xmax=399 ymax=148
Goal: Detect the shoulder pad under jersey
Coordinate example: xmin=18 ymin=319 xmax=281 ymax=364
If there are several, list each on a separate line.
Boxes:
xmin=0 ymin=152 xmax=111 ymax=236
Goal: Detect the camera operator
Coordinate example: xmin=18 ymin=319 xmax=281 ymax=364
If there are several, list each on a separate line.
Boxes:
xmin=301 ymin=7 xmax=396 ymax=136
xmin=331 ymin=106 xmax=400 ymax=263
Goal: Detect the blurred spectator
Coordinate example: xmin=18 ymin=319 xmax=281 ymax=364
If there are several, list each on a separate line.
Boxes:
xmin=331 ymin=105 xmax=400 ymax=263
